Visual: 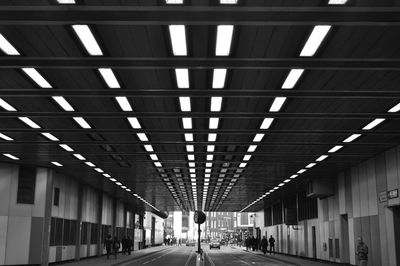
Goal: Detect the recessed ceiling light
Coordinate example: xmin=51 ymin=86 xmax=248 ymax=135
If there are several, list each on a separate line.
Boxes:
xmin=189 ymin=168 xmax=195 ymax=173
xmin=207 ymin=145 xmax=215 ymax=152
xmin=184 ymin=133 xmax=193 ymax=142
xmin=343 ymin=134 xmax=361 ymax=143
xmin=175 ymin=68 xmax=189 ymax=88
xmin=316 ymin=155 xmax=328 ymax=162
xmin=388 ymin=102 xmax=400 ymax=113
xmin=0 ymin=33 xmax=20 ymax=55
xmin=41 ymin=132 xmax=59 ymax=141
xmin=137 ymin=133 xmax=149 ymax=142
xmin=207 ymin=154 xmax=214 ymax=161
xmin=300 ymin=25 xmax=331 ymax=57
xmin=243 ymin=155 xmax=252 ymax=161
xmin=51 ymin=161 xmax=63 ymax=167
xmin=98 ymin=68 xmax=120 ymax=88
xmin=205 ymin=162 xmax=212 ymax=168
xmin=0 ymin=98 xmax=16 ymax=111
xmin=19 ymin=117 xmax=41 ymax=128
xmin=209 ymin=118 xmax=219 ymax=129
xmin=211 ymin=97 xmax=223 ymax=112
xmin=284 ymin=179 xmax=291 ymax=183
xmin=52 ymin=96 xmax=74 ymax=111
xmin=281 ymin=69 xmax=304 ymax=89
xmin=57 ymin=0 xmax=76 ymax=3
xmin=154 ymin=162 xmax=162 ymax=167
xmin=253 ymin=134 xmax=264 ymax=142
xmin=73 ymin=117 xmax=91 ymax=129
xmin=220 ymin=0 xmax=238 ymax=3
xmin=306 ymin=163 xmax=316 ymax=168
xmin=166 ymin=0 xmax=184 ymax=3
xmin=216 ymin=25 xmax=234 ymax=56
xmin=94 ymin=168 xmax=104 ymax=173
xmin=74 ymin=154 xmax=86 ymax=160
xmin=260 ymin=118 xmax=274 ymax=129
xmin=188 ymin=154 xmax=195 ymax=161
xmin=212 ymin=69 xmax=227 ymax=88
xmin=0 ymin=133 xmax=13 ymax=141
xmin=127 ymin=117 xmax=142 ymax=129
xmin=328 ymin=0 xmax=348 ymax=4
xmin=247 ymin=145 xmax=257 ymax=152
xmin=144 ymin=145 xmax=154 ymax=152
xmin=186 ymin=145 xmax=194 ymax=152
xmin=116 ymin=182 xmax=122 ymax=186
xmin=168 ymin=25 xmax=187 ymax=56
xmin=103 ymin=173 xmax=111 ymax=178
xmin=328 ymin=145 xmax=343 ymax=153
xmin=3 ymin=153 xmax=19 ymax=160
xmin=115 ymin=96 xmax=132 ymax=111
xmin=182 ymin=117 xmax=193 ymax=129
xmin=22 ymin=68 xmax=52 ymax=88
xmin=362 ymin=118 xmax=385 ymax=130
xmin=150 ymin=154 xmax=159 ymax=161
xmin=179 ymin=97 xmax=191 ymax=112
xmin=269 ymin=97 xmax=287 ymax=112
xmin=85 ymin=162 xmax=96 ymax=167
xmin=72 ymin=25 xmax=103 ymax=56
xmin=278 ymin=183 xmax=284 ymax=187
xmin=208 ymin=133 xmax=217 ymax=142
xmin=297 ymin=169 xmax=307 ymax=174
xmin=188 ymin=162 xmax=195 ymax=167
xmin=239 ymin=162 xmax=247 ymax=168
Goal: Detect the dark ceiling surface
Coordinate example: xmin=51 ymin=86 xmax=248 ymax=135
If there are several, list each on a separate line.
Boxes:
xmin=0 ymin=0 xmax=400 ymax=213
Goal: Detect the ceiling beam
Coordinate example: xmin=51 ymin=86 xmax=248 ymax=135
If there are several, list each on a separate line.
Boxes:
xmin=1 ymin=57 xmax=399 ymax=70
xmin=0 ymin=89 xmax=399 ymax=99
xmin=0 ymin=6 xmax=399 ymax=26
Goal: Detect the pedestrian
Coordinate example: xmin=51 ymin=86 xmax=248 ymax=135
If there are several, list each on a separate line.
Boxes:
xmin=104 ymin=234 xmax=113 ymax=259
xmin=268 ymin=235 xmax=275 ymax=254
xmin=245 ymin=237 xmax=250 ymax=250
xmin=126 ymin=236 xmax=133 ymax=255
xmin=261 ymin=236 xmax=268 ymax=255
xmin=356 ymin=237 xmax=368 ymax=266
xmin=112 ymin=236 xmax=120 ymax=259
xmin=251 ymin=236 xmax=256 ymax=251
xmin=121 ymin=235 xmax=128 ymax=255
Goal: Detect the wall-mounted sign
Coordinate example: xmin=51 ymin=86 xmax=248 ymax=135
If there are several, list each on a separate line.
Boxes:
xmin=379 ymin=191 xmax=388 ymax=203
xmin=388 ymin=189 xmax=399 ymax=199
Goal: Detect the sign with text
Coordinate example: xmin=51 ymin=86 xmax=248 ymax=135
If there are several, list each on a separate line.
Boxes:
xmin=378 ymin=191 xmax=387 ymax=203
xmin=388 ymin=189 xmax=399 ymax=199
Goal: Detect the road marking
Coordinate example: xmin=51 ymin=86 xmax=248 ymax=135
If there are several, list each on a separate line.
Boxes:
xmin=203 ymin=249 xmax=215 ymax=266
xmin=184 ymin=248 xmax=195 ymax=266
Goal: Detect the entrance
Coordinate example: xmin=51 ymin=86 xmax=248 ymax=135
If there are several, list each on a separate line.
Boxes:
xmin=340 ymin=214 xmax=350 ymax=263
xmin=312 ymin=226 xmax=317 ymax=259
xmin=393 ymin=206 xmax=400 ymax=265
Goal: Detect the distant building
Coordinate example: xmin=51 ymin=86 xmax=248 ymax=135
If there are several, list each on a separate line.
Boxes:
xmin=203 ymin=212 xmax=237 ymax=239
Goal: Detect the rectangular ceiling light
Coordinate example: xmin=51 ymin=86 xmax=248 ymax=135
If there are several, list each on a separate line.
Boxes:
xmin=205 ymin=162 xmax=212 ymax=168
xmin=73 ymin=117 xmax=91 ymax=129
xmin=328 ymin=145 xmax=343 ymax=153
xmin=306 ymin=163 xmax=316 ymax=168
xmin=0 ymin=98 xmax=16 ymax=111
xmin=212 ymin=69 xmax=227 ymax=89
xmin=137 ymin=133 xmax=149 ymax=142
xmin=211 ymin=97 xmax=223 ymax=112
xmin=243 ymin=155 xmax=252 ymax=161
xmin=175 ymin=68 xmax=189 ymax=88
xmin=208 ymin=133 xmax=217 ymax=142
xmin=168 ymin=25 xmax=187 ymax=56
xmin=316 ymin=155 xmax=328 ymax=161
xmin=290 ymin=174 xmax=298 ymax=179
xmin=220 ymin=0 xmax=238 ymax=3
xmin=0 ymin=133 xmax=13 ymax=141
xmin=150 ymin=154 xmax=159 ymax=161
xmin=182 ymin=117 xmax=192 ymax=129
xmin=74 ymin=154 xmax=86 ymax=160
xmin=52 ymin=96 xmax=74 ymax=111
xmin=300 ymin=25 xmax=331 ymax=57
xmin=281 ymin=69 xmax=305 ymax=89
xmin=207 ymin=145 xmax=215 ymax=152
xmin=189 ymin=162 xmax=195 ymax=167
xmin=207 ymin=154 xmax=213 ymax=161
xmin=189 ymin=169 xmax=195 ymax=173
xmin=98 ymin=68 xmax=120 ymax=88
xmin=127 ymin=117 xmax=142 ymax=129
xmin=209 ymin=118 xmax=219 ymax=129
xmin=363 ymin=118 xmax=385 ymax=130
xmin=388 ymin=102 xmax=400 ymax=113
xmin=186 ymin=145 xmax=194 ymax=152
xmin=22 ymin=68 xmax=52 ymax=88
xmin=253 ymin=133 xmax=264 ymax=142
xmin=51 ymin=161 xmax=63 ymax=167
xmin=247 ymin=145 xmax=257 ymax=152
xmin=115 ymin=96 xmax=132 ymax=111
xmin=216 ymin=25 xmax=234 ymax=56
xmin=297 ymin=169 xmax=307 ymax=174
xmin=328 ymin=0 xmax=348 ymax=4
xmin=144 ymin=145 xmax=154 ymax=152
xmin=205 ymin=168 xmax=211 ymax=173
xmin=42 ymin=133 xmax=59 ymax=141
xmin=72 ymin=25 xmax=103 ymax=56
xmin=239 ymin=162 xmax=247 ymax=168
xmin=269 ymin=97 xmax=287 ymax=112
xmin=166 ymin=0 xmax=184 ymax=3
xmin=19 ymin=117 xmax=41 ymax=128
xmin=57 ymin=0 xmax=76 ymax=3
xmin=154 ymin=162 xmax=163 ymax=168
xmin=0 ymin=33 xmax=20 ymax=55
xmin=3 ymin=153 xmax=19 ymax=160
xmin=59 ymin=144 xmax=74 ymax=152
xmin=343 ymin=134 xmax=361 ymax=143
xmin=94 ymin=168 xmax=103 ymax=173
xmin=184 ymin=133 xmax=193 ymax=142
xmin=179 ymin=97 xmax=191 ymax=112
xmin=260 ymin=118 xmax=274 ymax=129
xmin=85 ymin=162 xmax=96 ymax=167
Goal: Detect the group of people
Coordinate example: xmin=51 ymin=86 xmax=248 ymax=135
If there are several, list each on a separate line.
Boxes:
xmin=164 ymin=237 xmax=181 ymax=246
xmin=244 ymin=235 xmax=275 ymax=255
xmin=103 ymin=234 xmax=133 ymax=259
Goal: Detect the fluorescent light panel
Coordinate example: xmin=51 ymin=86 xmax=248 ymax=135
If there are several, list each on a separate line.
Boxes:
xmin=94 ymin=168 xmax=103 ymax=173
xmin=216 ymin=25 xmax=234 ymax=56
xmin=306 ymin=163 xmax=316 ymax=168
xmin=42 ymin=133 xmax=59 ymax=141
xmin=186 ymin=145 xmax=194 ymax=152
xmin=150 ymin=154 xmax=159 ymax=161
xmin=137 ymin=133 xmax=149 ymax=142
xmin=72 ymin=25 xmax=103 ymax=56
xmin=260 ymin=118 xmax=274 ymax=129
xmin=22 ymin=68 xmax=52 ymax=88
xmin=144 ymin=145 xmax=154 ymax=152
xmin=243 ymin=155 xmax=252 ymax=161
xmin=343 ymin=134 xmax=361 ymax=143
xmin=269 ymin=97 xmax=287 ymax=112
xmin=98 ymin=68 xmax=120 ymax=88
xmin=115 ymin=97 xmax=132 ymax=111
xmin=168 ymin=25 xmax=187 ymax=56
xmin=0 ymin=98 xmax=16 ymax=111
xmin=57 ymin=0 xmax=75 ymax=3
xmin=328 ymin=0 xmax=348 ymax=4
xmin=179 ymin=97 xmax=191 ymax=112
xmin=127 ymin=117 xmax=142 ymax=129
xmin=0 ymin=33 xmax=20 ymax=55
xmin=184 ymin=133 xmax=193 ymax=142
xmin=19 ymin=117 xmax=40 ymax=128
xmin=51 ymin=161 xmax=63 ymax=167
xmin=363 ymin=118 xmax=385 ymax=130
xmin=328 ymin=145 xmax=343 ymax=153
xmin=182 ymin=117 xmax=192 ymax=129
xmin=212 ymin=69 xmax=227 ymax=89
xmin=208 ymin=133 xmax=217 ymax=142
xmin=175 ymin=69 xmax=189 ymax=88
xmin=209 ymin=118 xmax=219 ymax=129
xmin=0 ymin=133 xmax=13 ymax=141
xmin=73 ymin=117 xmax=91 ymax=129
xmin=166 ymin=0 xmax=183 ymax=3
xmin=316 ymin=155 xmax=328 ymax=162
xmin=247 ymin=145 xmax=257 ymax=152
xmin=3 ymin=153 xmax=19 ymax=160
xmin=282 ymin=69 xmax=304 ymax=89
xmin=211 ymin=97 xmax=223 ymax=112
xmin=297 ymin=169 xmax=307 ymax=174
xmin=220 ymin=0 xmax=238 ymax=3
xmin=52 ymin=96 xmax=74 ymax=111
xmin=300 ymin=25 xmax=331 ymax=57
xmin=74 ymin=154 xmax=86 ymax=160
xmin=253 ymin=134 xmax=264 ymax=142
xmin=85 ymin=162 xmax=96 ymax=167
xmin=388 ymin=103 xmax=400 ymax=113
xmin=207 ymin=145 xmax=215 ymax=152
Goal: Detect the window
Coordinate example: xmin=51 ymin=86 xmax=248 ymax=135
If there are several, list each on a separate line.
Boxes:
xmin=50 ymin=217 xmax=56 ymax=246
xmin=17 ymin=166 xmax=36 ymax=204
xmin=55 ymin=218 xmax=63 ymax=245
xmin=91 ymin=223 xmax=99 ymax=244
xmin=81 ymin=222 xmax=89 ymax=244
xmin=69 ymin=220 xmax=77 ymax=245
xmin=272 ymin=203 xmax=283 ymax=225
xmin=53 ymin=187 xmax=60 ymax=206
xmin=63 ymin=219 xmax=70 ymax=245
xmin=264 ymin=207 xmax=272 ymax=226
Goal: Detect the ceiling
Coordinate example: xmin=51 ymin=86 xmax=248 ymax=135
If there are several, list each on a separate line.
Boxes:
xmin=0 ymin=0 xmax=400 ymax=213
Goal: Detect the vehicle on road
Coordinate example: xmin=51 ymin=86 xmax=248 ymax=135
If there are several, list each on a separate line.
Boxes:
xmin=186 ymin=241 xmax=195 ymax=247
xmin=209 ymin=239 xmax=221 ymax=249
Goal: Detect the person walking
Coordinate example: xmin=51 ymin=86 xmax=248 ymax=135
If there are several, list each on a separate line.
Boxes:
xmin=126 ymin=236 xmax=133 ymax=255
xmin=104 ymin=234 xmax=113 ymax=259
xmin=356 ymin=237 xmax=368 ymax=266
xmin=121 ymin=236 xmax=128 ymax=255
xmin=261 ymin=236 xmax=268 ymax=255
xmin=112 ymin=236 xmax=120 ymax=259
xmin=268 ymin=235 xmax=275 ymax=254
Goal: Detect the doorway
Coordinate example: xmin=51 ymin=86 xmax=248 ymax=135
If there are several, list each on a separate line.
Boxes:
xmin=340 ymin=214 xmax=350 ymax=263
xmin=312 ymin=226 xmax=317 ymax=259
xmin=393 ymin=206 xmax=400 ymax=265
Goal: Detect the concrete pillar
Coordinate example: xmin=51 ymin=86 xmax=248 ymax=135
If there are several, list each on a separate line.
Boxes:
xmin=96 ymin=192 xmax=103 ymax=256
xmin=40 ymin=169 xmax=54 ymax=266
xmin=74 ymin=184 xmax=83 ymax=261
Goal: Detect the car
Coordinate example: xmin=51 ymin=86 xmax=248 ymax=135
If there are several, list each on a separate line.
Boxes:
xmin=186 ymin=241 xmax=195 ymax=247
xmin=209 ymin=239 xmax=221 ymax=249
